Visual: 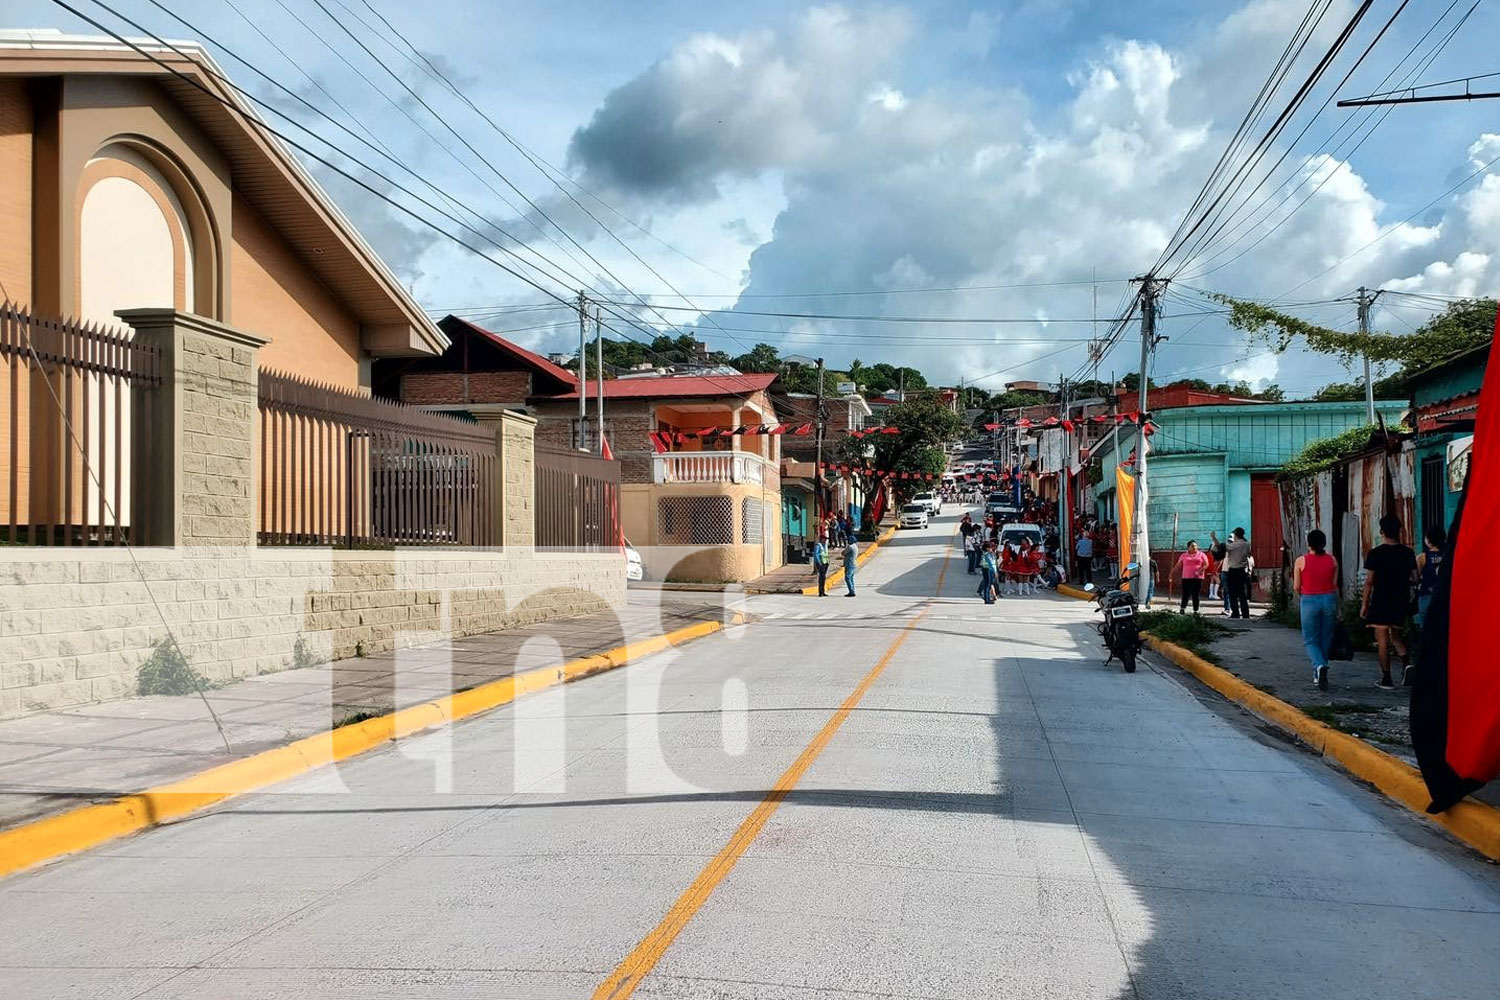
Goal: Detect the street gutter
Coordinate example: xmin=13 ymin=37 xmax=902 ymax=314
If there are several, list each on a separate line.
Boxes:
xmin=1054 ymin=584 xmax=1500 ymax=861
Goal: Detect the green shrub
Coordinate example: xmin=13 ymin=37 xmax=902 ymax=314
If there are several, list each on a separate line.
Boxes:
xmin=1137 ymin=609 xmax=1233 ymax=664
xmin=136 ymin=638 xmax=215 ymax=696
xmin=292 ymin=635 xmax=325 ymax=671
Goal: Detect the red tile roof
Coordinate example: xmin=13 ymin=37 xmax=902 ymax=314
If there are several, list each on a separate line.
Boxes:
xmin=546 ymin=372 xmax=779 ymax=401
xmin=440 ymin=315 xmax=579 ymax=391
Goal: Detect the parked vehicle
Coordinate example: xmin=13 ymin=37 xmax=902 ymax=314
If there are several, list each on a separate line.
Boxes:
xmin=984 ymin=492 xmax=1018 ymax=520
xmin=898 ymin=504 xmax=930 ymax=529
xmin=999 ymin=523 xmax=1043 ymax=550
xmin=1086 ymin=563 xmax=1142 ymax=672
xmin=625 ymin=541 xmax=645 ymax=581
xmin=912 ymin=491 xmax=942 ymax=515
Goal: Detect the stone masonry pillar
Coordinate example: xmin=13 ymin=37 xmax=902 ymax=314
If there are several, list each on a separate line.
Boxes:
xmin=118 ymin=308 xmax=266 ymax=547
xmin=473 ymin=407 xmax=537 ymax=547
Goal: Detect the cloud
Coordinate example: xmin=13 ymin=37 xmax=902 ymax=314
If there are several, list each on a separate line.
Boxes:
xmin=512 ymin=1 xmax=1500 ymax=392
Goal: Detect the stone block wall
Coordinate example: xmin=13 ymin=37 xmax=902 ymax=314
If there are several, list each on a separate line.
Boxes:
xmin=0 ymin=546 xmax=625 ymax=719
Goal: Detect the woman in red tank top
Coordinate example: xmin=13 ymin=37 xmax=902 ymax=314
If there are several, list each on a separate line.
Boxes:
xmin=1294 ymin=529 xmax=1341 ymax=691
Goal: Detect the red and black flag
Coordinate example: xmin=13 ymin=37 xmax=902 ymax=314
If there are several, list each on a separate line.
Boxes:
xmin=1411 ymin=310 xmax=1500 ymax=812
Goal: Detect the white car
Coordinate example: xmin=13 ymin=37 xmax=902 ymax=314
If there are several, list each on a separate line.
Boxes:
xmin=912 ymin=491 xmax=942 ymax=515
xmin=898 ymin=504 xmax=930 ymax=529
xmin=625 ymin=541 xmax=644 ymax=581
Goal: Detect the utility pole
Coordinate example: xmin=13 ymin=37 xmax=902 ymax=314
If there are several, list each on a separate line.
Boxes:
xmin=576 ymin=290 xmax=588 ymax=451
xmin=594 ymin=306 xmax=604 ymax=454
xmin=814 ymin=357 xmax=827 ymax=522
xmin=1059 ymin=376 xmax=1071 ymax=580
xmin=1132 ymin=275 xmax=1166 ymax=582
xmin=1357 ymin=286 xmax=1381 ymax=424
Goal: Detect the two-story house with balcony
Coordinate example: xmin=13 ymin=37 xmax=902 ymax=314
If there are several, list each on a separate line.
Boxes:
xmin=375 ymin=316 xmax=786 ymax=582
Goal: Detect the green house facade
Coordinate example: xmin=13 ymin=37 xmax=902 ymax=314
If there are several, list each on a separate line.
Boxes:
xmin=1092 ymin=400 xmax=1408 ymax=572
xmin=1409 ymin=343 xmax=1489 ymax=540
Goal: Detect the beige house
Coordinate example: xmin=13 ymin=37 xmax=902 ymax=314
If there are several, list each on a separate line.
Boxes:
xmin=378 ymin=316 xmax=786 ymax=583
xmin=0 ymin=33 xmax=624 ymax=718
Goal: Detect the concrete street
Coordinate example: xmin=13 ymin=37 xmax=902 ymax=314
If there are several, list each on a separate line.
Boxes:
xmin=4 ymin=511 xmax=1500 ymax=999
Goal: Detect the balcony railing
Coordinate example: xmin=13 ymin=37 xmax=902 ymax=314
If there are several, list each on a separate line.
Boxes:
xmin=654 ymin=451 xmax=768 ymax=485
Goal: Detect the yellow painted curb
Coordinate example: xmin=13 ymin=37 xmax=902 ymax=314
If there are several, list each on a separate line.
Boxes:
xmin=0 ymin=611 xmax=745 ymax=881
xmin=797 ymin=524 xmax=899 ymax=596
xmin=1142 ymin=634 xmax=1500 ymax=862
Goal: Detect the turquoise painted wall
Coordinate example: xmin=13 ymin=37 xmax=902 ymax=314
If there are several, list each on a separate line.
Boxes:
xmin=1092 ymin=401 xmax=1407 ymax=539
xmin=1145 ymin=454 xmax=1226 ymax=546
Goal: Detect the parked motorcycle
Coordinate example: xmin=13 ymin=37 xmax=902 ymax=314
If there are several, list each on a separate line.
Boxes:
xmin=1085 ymin=562 xmax=1142 ymax=673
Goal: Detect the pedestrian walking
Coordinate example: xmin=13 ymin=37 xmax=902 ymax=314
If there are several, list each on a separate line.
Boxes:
xmin=1173 ymin=541 xmax=1209 ymax=614
xmin=1224 ymin=527 xmax=1251 ymax=619
xmin=843 ymin=538 xmax=859 ymax=597
xmin=810 ymin=537 xmax=830 ymax=597
xmin=1416 ymin=524 xmax=1447 ymax=629
xmin=1362 ymin=514 xmax=1417 ymax=688
xmin=1208 ymin=531 xmax=1231 ymax=614
xmin=1294 ymin=529 xmax=1340 ymax=691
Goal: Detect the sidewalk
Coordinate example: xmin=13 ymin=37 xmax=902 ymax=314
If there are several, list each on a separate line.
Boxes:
xmin=0 ymin=592 xmax=740 ymax=831
xmin=1145 ymin=608 xmax=1500 ymax=809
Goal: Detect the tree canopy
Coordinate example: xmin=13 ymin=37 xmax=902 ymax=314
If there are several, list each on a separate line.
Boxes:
xmin=838 ymin=395 xmax=963 ymax=507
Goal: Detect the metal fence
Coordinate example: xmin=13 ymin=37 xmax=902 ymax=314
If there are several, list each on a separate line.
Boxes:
xmin=258 ymin=369 xmax=498 ymax=547
xmin=535 ymin=447 xmax=621 ymax=549
xmin=0 ymin=302 xmax=159 ymax=545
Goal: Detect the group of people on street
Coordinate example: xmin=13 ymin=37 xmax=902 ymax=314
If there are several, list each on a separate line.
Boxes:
xmin=961 ymin=513 xmax=1058 ymax=604
xmin=1169 ymin=528 xmax=1253 ymax=616
xmin=1292 ymin=513 xmax=1447 ymax=692
xmin=810 ymin=515 xmax=860 ymax=598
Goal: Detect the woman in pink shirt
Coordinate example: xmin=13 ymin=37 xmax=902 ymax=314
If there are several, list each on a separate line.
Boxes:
xmin=1173 ymin=540 xmax=1210 ymax=614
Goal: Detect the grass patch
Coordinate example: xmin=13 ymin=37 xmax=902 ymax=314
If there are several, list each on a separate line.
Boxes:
xmin=333 ymin=710 xmax=382 ymax=728
xmin=1137 ymin=610 xmax=1232 ymax=665
xmin=136 ymin=639 xmax=219 ymax=697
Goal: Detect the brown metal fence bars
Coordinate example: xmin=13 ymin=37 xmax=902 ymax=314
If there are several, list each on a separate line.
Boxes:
xmin=258 ymin=369 xmax=497 ymax=547
xmin=534 ymin=447 xmax=621 ymax=550
xmin=0 ymin=302 xmax=160 ymax=546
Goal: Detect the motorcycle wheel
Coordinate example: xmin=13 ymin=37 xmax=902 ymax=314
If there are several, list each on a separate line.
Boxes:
xmin=1120 ymin=645 xmax=1137 ymax=673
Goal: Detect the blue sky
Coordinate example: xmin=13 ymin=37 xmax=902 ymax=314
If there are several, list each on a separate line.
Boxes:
xmin=5 ymin=0 xmax=1499 ymax=395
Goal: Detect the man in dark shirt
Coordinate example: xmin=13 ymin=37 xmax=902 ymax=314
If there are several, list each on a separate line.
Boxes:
xmin=1363 ymin=514 xmax=1418 ymax=688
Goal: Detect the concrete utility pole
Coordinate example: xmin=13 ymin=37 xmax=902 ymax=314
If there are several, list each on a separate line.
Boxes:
xmin=814 ymin=357 xmax=826 ymax=521
xmin=1357 ymin=286 xmax=1382 ymax=424
xmin=1132 ymin=275 xmax=1165 ymax=581
xmin=1058 ymin=376 xmax=1070 ymax=580
xmin=594 ymin=306 xmax=604 ymax=454
xmin=576 ymin=290 xmax=588 ymax=451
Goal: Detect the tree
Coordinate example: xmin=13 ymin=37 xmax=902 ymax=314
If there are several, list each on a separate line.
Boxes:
xmin=730 ymin=343 xmax=782 ymax=373
xmin=837 ymin=395 xmax=963 ymax=520
xmin=1120 ymin=372 xmax=1159 ymax=393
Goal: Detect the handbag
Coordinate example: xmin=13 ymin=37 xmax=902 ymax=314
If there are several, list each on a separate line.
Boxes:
xmin=1329 ymin=621 xmax=1355 ymax=661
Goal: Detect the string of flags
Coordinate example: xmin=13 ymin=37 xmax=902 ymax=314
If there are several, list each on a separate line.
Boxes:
xmin=649 ymin=423 xmax=813 ymax=452
xmin=984 ymin=411 xmax=1155 ymax=435
xmin=816 ymin=462 xmax=1026 ymax=485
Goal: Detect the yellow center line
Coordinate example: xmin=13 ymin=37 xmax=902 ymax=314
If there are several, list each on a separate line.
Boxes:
xmin=592 ymin=523 xmax=957 ymax=999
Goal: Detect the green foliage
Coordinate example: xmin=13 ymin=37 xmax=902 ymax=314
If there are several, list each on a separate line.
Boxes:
xmin=1338 ymin=596 xmax=1376 ymax=653
xmin=1138 ymin=610 xmax=1234 ymax=664
xmin=1280 ymin=424 xmax=1378 ymax=480
xmin=334 ymin=710 xmax=382 ymax=729
xmin=136 ymin=638 xmax=215 ymax=697
xmin=1216 ymin=294 xmax=1496 ymax=371
xmin=990 ymin=390 xmax=1051 ymax=411
xmin=729 ymin=343 xmax=781 ymax=373
xmin=292 ymin=635 xmax=325 ymax=672
xmin=838 ymin=395 xmax=962 ymax=502
xmin=1267 ymin=571 xmax=1297 ymax=627
xmin=1070 ymin=379 xmax=1114 ymax=400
